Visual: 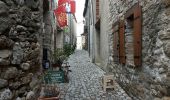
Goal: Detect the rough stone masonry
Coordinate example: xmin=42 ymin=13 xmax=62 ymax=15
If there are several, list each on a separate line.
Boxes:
xmin=0 ymin=0 xmax=43 ymax=99
xmin=102 ymin=0 xmax=170 ymax=99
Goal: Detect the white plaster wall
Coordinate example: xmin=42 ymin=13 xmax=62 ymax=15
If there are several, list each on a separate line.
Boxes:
xmin=56 ymin=32 xmax=64 ymax=48
xmin=99 ymin=0 xmax=111 ymax=69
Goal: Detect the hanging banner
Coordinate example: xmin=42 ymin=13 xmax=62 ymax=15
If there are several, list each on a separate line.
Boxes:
xmin=70 ymin=1 xmax=75 ymax=13
xmin=57 ymin=12 xmax=67 ymax=27
xmin=54 ymin=5 xmax=67 ymax=27
xmin=54 ymin=5 xmax=66 ymax=14
xmin=58 ymin=0 xmax=70 ymax=6
xmin=65 ymin=1 xmax=76 ymax=13
xmin=54 ymin=0 xmax=76 ymax=27
xmin=57 ymin=0 xmax=76 ymax=14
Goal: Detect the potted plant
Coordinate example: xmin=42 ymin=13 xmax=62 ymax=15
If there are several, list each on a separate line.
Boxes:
xmin=63 ymin=44 xmax=75 ymax=57
xmin=38 ymin=84 xmax=60 ymax=100
xmin=53 ymin=48 xmax=67 ymax=68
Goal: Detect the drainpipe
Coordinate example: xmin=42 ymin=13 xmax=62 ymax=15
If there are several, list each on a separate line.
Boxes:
xmin=89 ymin=0 xmax=95 ymax=62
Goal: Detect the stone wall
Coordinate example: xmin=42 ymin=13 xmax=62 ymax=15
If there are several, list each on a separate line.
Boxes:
xmin=0 ymin=0 xmax=43 ymax=99
xmin=99 ymin=0 xmax=170 ymax=99
xmin=43 ymin=11 xmax=53 ymax=61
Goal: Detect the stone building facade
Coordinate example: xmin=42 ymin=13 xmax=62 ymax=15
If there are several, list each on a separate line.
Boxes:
xmin=84 ymin=0 xmax=170 ymax=99
xmin=0 ymin=0 xmax=57 ymax=99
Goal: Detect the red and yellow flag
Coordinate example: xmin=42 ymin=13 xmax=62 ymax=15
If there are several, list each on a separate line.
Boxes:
xmin=54 ymin=0 xmax=76 ymax=27
xmin=70 ymin=0 xmax=75 ymax=13
xmin=54 ymin=5 xmax=67 ymax=27
xmin=58 ymin=0 xmax=70 ymax=6
xmin=57 ymin=12 xmax=67 ymax=27
xmin=54 ymin=5 xmax=66 ymax=14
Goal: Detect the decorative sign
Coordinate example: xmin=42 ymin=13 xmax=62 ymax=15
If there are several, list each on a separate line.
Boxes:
xmin=44 ymin=70 xmax=65 ymax=84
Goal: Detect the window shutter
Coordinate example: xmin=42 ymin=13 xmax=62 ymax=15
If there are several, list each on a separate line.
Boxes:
xmin=134 ymin=4 xmax=142 ymax=66
xmin=113 ymin=23 xmax=119 ymax=63
xmin=119 ymin=20 xmax=126 ymax=64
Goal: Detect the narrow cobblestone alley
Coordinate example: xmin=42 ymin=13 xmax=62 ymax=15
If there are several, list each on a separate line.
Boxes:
xmin=58 ymin=50 xmax=132 ymax=100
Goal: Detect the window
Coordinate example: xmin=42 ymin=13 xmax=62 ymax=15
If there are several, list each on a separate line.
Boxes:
xmin=113 ymin=3 xmax=142 ymax=67
xmin=125 ymin=15 xmax=135 ymax=66
xmin=124 ymin=3 xmax=142 ymax=67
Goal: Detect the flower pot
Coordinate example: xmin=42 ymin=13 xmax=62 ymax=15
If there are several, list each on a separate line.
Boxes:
xmin=39 ymin=85 xmax=60 ymax=100
xmin=38 ymin=96 xmax=60 ymax=100
xmin=52 ymin=63 xmax=61 ymax=67
xmin=38 ymin=92 xmax=60 ymax=100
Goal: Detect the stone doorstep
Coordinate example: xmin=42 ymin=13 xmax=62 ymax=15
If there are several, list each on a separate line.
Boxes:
xmin=95 ymin=63 xmax=101 ymax=66
xmin=163 ymin=0 xmax=170 ymax=6
xmin=155 ymin=97 xmax=170 ymax=100
xmin=163 ymin=97 xmax=170 ymax=100
xmin=0 ymin=50 xmax=11 ymax=58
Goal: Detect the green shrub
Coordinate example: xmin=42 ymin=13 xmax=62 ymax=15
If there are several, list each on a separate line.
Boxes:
xmin=63 ymin=44 xmax=75 ymax=57
xmin=53 ymin=48 xmax=67 ymax=64
xmin=53 ymin=44 xmax=76 ymax=64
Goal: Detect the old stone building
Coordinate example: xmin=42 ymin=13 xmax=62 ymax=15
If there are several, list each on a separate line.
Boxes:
xmin=0 ymin=0 xmax=42 ymax=99
xmin=0 ymin=0 xmax=58 ymax=99
xmin=0 ymin=0 xmax=77 ymax=99
xmin=84 ymin=0 xmax=170 ymax=99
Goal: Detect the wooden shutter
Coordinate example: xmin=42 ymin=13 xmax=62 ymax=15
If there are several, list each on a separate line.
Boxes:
xmin=113 ymin=23 xmax=119 ymax=63
xmin=119 ymin=20 xmax=126 ymax=64
xmin=133 ymin=4 xmax=142 ymax=66
xmin=96 ymin=0 xmax=99 ymax=20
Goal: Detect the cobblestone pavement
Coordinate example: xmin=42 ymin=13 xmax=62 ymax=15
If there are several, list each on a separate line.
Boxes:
xmin=58 ymin=50 xmax=132 ymax=100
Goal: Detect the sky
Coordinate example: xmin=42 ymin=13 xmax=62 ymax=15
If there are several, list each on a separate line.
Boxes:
xmin=74 ymin=0 xmax=85 ymax=49
xmin=75 ymin=0 xmax=85 ymax=23
xmin=75 ymin=0 xmax=85 ymax=36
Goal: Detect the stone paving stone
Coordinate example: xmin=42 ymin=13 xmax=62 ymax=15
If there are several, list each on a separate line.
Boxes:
xmin=58 ymin=50 xmax=132 ymax=100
